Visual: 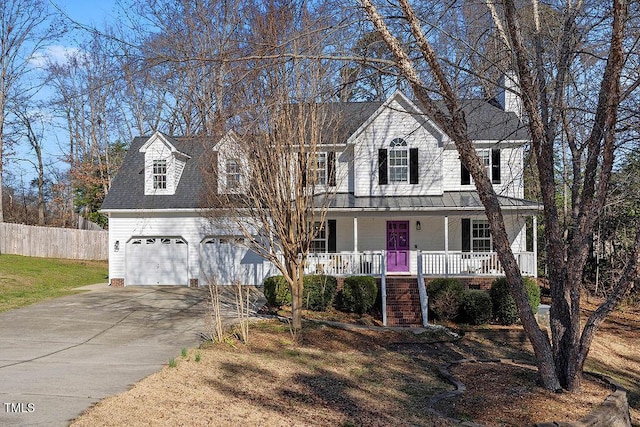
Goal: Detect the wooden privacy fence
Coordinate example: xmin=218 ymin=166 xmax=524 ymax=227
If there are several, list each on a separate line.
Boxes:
xmin=0 ymin=223 xmax=108 ymax=260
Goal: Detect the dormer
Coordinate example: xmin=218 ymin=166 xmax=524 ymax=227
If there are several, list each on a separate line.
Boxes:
xmin=213 ymin=130 xmax=248 ymax=194
xmin=139 ymin=131 xmax=190 ymax=196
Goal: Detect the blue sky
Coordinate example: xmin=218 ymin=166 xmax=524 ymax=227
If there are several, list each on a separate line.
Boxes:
xmin=52 ymin=0 xmax=118 ymax=27
xmin=8 ymin=1 xmax=120 ymax=184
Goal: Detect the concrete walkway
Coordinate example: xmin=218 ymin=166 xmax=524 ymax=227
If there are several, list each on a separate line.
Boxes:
xmin=0 ymin=285 xmax=225 ymax=426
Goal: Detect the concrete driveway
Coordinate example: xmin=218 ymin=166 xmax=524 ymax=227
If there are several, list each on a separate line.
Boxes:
xmin=0 ymin=284 xmax=225 ymax=426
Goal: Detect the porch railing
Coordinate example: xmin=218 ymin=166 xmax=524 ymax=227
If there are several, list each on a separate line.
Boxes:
xmin=304 ymin=251 xmax=384 ymax=276
xmin=419 ymin=251 xmax=536 ymax=277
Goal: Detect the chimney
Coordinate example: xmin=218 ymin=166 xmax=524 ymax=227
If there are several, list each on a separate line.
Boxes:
xmin=498 ymin=70 xmax=522 ymax=118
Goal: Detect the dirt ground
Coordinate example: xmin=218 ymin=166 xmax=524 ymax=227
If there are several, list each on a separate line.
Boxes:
xmin=71 ymin=301 xmax=639 ymax=427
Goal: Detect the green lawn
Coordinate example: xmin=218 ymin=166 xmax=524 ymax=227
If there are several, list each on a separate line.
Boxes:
xmin=0 ymin=254 xmax=108 ymax=312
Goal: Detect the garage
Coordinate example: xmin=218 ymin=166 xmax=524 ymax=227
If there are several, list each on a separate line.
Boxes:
xmin=126 ymin=237 xmax=188 ymax=285
xmin=200 ymin=236 xmax=273 ymax=286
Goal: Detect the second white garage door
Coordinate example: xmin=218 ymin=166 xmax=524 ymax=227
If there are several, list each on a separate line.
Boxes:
xmin=126 ymin=237 xmax=188 ymax=285
xmin=200 ymin=237 xmax=275 ymax=286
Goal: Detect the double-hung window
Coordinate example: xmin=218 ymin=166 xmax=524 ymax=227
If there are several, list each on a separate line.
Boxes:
xmin=472 ymin=220 xmax=492 ymax=252
xmin=310 ymin=221 xmax=327 ymax=253
xmin=389 ymin=138 xmax=408 ymax=183
xmin=153 ymin=160 xmax=167 ymax=190
xmin=226 ymin=159 xmax=241 ymax=189
xmin=311 ymin=152 xmax=327 ymax=186
xmin=461 ymin=148 xmax=501 ymax=185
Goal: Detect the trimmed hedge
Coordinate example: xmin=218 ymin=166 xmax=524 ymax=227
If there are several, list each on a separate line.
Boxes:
xmin=427 ymin=278 xmax=464 ymax=321
xmin=338 ymin=276 xmax=378 ymax=314
xmin=263 ymin=275 xmax=291 ymax=307
xmin=263 ymin=274 xmax=338 ymax=311
xmin=303 ymin=275 xmax=337 ymax=311
xmin=490 ymin=277 xmax=541 ymax=325
xmin=460 ymin=290 xmax=492 ymax=325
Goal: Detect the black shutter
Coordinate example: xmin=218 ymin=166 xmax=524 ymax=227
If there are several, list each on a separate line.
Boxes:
xmin=327 ymin=151 xmax=336 ymax=186
xmin=378 ymin=149 xmax=388 ymax=185
xmin=491 ymin=148 xmax=501 ymax=184
xmin=462 ymin=218 xmax=471 ymax=252
xmin=410 ymin=148 xmax=419 ymax=184
xmin=461 ymin=162 xmax=470 ymax=185
xmin=298 ymin=152 xmax=307 ymax=187
xmin=327 ymin=220 xmax=337 ymax=253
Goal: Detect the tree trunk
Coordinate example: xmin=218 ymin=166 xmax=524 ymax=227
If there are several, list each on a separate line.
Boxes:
xmin=286 ymin=259 xmax=304 ymax=334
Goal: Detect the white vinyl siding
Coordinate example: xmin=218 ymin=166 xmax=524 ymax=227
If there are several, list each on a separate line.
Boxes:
xmin=108 ymin=213 xmax=275 ymax=287
xmin=352 ymin=97 xmax=442 ymax=197
xmin=441 ymin=144 xmax=524 ymax=198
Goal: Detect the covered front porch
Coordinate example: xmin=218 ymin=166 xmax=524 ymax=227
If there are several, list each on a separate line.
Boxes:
xmin=306 ymin=207 xmax=538 ymax=278
xmin=304 ymin=250 xmax=537 ymax=278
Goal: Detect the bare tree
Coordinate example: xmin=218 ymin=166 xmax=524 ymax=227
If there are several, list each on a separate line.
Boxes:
xmin=12 ymin=109 xmax=46 ymax=225
xmin=202 ymin=0 xmax=343 ymax=334
xmin=0 ymin=0 xmax=59 ymax=223
xmin=359 ymin=0 xmax=639 ymax=391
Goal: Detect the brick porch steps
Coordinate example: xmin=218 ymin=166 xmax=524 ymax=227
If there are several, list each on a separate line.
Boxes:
xmin=384 ymin=277 xmax=424 ymax=327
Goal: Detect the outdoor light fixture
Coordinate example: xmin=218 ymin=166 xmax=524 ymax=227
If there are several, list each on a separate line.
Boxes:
xmin=114 ymin=241 xmax=120 ymax=252
xmin=416 ymin=221 xmax=421 ymax=230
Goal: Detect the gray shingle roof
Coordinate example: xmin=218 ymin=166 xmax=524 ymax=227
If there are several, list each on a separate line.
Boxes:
xmin=102 ymin=96 xmax=529 ymax=211
xmin=102 ymin=136 xmax=213 ymax=210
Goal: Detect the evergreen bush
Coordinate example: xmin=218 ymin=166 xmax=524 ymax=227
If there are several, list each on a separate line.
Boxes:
xmin=460 ymin=290 xmax=492 ymax=325
xmin=263 ymin=275 xmax=291 ymax=307
xmin=490 ymin=277 xmax=541 ymax=325
xmin=426 ymin=278 xmax=464 ymax=321
xmin=338 ymin=276 xmax=378 ymax=314
xmin=303 ymin=275 xmax=337 ymax=311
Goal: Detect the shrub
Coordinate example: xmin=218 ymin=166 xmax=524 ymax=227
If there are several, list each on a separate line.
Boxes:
xmin=460 ymin=290 xmax=492 ymax=325
xmin=490 ymin=277 xmax=541 ymax=325
xmin=427 ymin=278 xmax=464 ymax=321
xmin=303 ymin=275 xmax=337 ymax=311
xmin=263 ymin=275 xmax=291 ymax=308
xmin=338 ymin=276 xmax=378 ymax=314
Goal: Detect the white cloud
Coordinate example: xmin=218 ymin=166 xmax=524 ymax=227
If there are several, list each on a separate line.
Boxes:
xmin=30 ymin=45 xmax=82 ymax=67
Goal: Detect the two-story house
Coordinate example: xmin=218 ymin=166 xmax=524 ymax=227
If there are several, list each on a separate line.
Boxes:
xmin=102 ymin=88 xmax=538 ymax=324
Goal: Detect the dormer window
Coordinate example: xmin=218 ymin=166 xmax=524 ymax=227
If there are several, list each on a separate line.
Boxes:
xmin=389 ymin=138 xmax=408 ymax=183
xmin=226 ymin=159 xmax=241 ymax=189
xmin=140 ymin=132 xmax=190 ymax=196
xmin=153 ymin=160 xmax=167 ymax=190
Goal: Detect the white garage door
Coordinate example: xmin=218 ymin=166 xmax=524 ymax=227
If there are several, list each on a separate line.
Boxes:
xmin=200 ymin=237 xmax=274 ymax=286
xmin=126 ymin=237 xmax=188 ymax=285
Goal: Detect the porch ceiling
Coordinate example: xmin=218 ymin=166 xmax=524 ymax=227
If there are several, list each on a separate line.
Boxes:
xmin=318 ymin=191 xmax=540 ymax=214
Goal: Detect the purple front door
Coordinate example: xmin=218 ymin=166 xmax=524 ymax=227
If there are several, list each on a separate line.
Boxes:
xmin=386 ymin=221 xmax=410 ymax=272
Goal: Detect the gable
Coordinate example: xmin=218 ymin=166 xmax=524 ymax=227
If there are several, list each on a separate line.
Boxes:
xmin=102 ymin=135 xmax=211 ymax=211
xmin=351 ymin=95 xmax=444 ymax=197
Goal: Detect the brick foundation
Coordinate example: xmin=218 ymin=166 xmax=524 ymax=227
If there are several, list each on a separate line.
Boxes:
xmin=110 ymin=278 xmax=124 ymax=287
xmin=189 ymin=278 xmax=199 ymax=288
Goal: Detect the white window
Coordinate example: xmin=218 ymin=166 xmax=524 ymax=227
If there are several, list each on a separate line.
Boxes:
xmin=389 ymin=138 xmax=408 ymax=183
xmin=472 ymin=220 xmax=492 ymax=252
xmin=478 ymin=149 xmax=491 ymax=177
xmin=311 ymin=152 xmax=327 ymax=185
xmin=310 ymin=221 xmax=327 ymax=253
xmin=153 ymin=160 xmax=167 ymax=189
xmin=226 ymin=159 xmax=241 ymax=189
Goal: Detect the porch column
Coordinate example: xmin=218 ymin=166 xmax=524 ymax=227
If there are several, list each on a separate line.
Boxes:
xmin=444 ymin=216 xmax=449 ymax=277
xmin=533 ymin=215 xmax=538 ymax=278
xmin=353 ymin=217 xmax=358 ymax=252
